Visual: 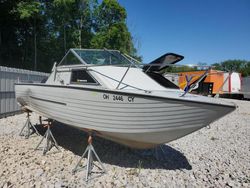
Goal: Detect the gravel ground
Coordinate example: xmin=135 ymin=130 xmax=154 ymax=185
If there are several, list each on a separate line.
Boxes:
xmin=0 ymin=99 xmax=249 ymax=187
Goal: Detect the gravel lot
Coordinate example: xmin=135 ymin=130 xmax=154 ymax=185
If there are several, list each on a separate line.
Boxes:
xmin=0 ymin=99 xmax=249 ymax=187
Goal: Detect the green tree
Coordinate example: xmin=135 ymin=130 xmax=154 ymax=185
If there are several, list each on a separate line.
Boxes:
xmin=93 ymin=0 xmax=126 ymax=31
xmin=0 ymin=0 xmax=25 ymax=68
xmin=164 ymin=66 xmax=198 ymax=73
xmin=91 ymin=0 xmax=136 ymax=56
xmin=212 ymin=60 xmax=250 ymax=77
xmin=0 ymin=0 xmax=141 ymax=71
xmin=15 ymin=0 xmax=43 ymax=70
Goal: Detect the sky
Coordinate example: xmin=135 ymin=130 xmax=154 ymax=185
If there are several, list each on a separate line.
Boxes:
xmin=118 ymin=0 xmax=250 ymax=65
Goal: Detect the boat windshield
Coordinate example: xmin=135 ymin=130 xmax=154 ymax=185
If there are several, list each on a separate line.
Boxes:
xmin=58 ymin=48 xmax=140 ymax=67
xmin=73 ymin=49 xmax=131 ymax=65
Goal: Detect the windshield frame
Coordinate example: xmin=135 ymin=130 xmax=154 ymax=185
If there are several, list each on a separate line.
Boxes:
xmin=58 ymin=48 xmax=136 ymax=67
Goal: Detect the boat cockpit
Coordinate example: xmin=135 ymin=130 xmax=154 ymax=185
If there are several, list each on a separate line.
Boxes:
xmin=45 ymin=49 xmax=180 ymax=92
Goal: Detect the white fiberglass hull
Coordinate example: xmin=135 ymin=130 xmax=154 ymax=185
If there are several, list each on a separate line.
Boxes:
xmin=15 ymin=83 xmax=235 ymax=148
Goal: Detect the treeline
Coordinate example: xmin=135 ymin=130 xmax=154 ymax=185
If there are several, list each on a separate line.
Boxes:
xmin=212 ymin=60 xmax=250 ymax=77
xmin=0 ymin=0 xmax=140 ymax=72
xmin=164 ymin=60 xmax=250 ymax=77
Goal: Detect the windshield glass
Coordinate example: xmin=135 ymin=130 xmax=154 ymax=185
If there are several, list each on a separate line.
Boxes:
xmin=74 ymin=49 xmax=131 ymax=65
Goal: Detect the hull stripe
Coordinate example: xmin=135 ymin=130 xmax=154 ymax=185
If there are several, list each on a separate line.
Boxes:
xmin=30 ymin=96 xmax=66 ymax=106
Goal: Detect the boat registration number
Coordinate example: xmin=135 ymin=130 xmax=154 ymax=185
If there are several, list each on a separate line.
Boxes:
xmin=103 ymin=94 xmax=135 ymax=102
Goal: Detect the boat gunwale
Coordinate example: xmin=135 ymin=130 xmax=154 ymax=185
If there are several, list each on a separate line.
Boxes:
xmin=15 ymin=83 xmax=236 ymax=109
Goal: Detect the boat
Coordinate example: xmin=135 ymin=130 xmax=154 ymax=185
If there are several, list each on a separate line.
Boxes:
xmin=15 ymin=49 xmax=236 ymax=149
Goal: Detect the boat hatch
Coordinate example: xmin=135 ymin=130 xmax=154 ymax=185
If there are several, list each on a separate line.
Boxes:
xmin=143 ymin=53 xmax=184 ymax=72
xmin=58 ymin=49 xmax=133 ymax=66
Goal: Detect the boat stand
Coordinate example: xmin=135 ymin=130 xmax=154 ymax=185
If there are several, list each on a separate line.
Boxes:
xmin=35 ymin=120 xmax=60 ymax=155
xmin=72 ymin=134 xmax=106 ymax=182
xmin=19 ymin=111 xmax=40 ymax=139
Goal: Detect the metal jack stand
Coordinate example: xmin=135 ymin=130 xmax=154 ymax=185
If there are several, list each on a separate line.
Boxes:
xmin=72 ymin=134 xmax=106 ymax=182
xmin=19 ymin=112 xmax=40 ymax=139
xmin=35 ymin=120 xmax=60 ymax=155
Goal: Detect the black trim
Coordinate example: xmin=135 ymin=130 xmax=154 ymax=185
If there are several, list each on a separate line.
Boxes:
xmin=70 ymin=69 xmax=100 ymax=85
xmin=143 ymin=52 xmax=184 ymax=72
xmin=146 ymin=72 xmax=179 ymax=89
xmin=15 ymin=83 xmax=236 ymax=109
xmin=30 ymin=96 xmax=66 ymax=106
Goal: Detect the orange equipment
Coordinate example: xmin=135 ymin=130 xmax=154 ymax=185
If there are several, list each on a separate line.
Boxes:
xmin=179 ymin=69 xmax=229 ymax=95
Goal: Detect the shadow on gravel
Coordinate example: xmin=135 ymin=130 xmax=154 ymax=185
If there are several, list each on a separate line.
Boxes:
xmin=34 ymin=121 xmax=192 ymax=171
